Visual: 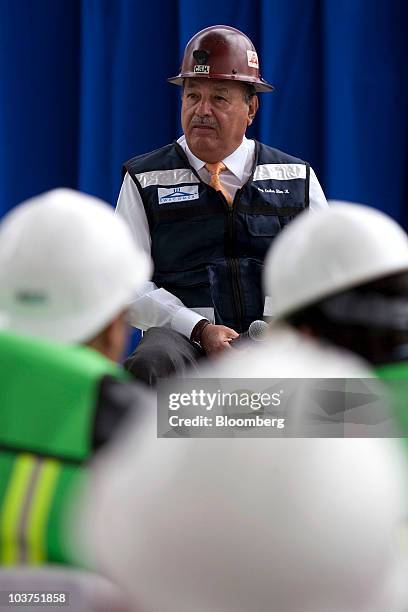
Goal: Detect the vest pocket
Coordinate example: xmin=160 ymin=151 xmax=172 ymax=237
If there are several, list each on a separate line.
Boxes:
xmin=155 ymin=269 xmax=212 ymax=310
xmin=245 ymin=214 xmax=281 ymax=237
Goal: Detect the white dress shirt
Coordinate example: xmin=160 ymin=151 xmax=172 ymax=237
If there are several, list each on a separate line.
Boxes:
xmin=116 ymin=136 xmax=328 ymax=337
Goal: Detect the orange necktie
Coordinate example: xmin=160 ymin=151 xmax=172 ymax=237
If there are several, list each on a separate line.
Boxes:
xmin=205 ymin=162 xmax=233 ymax=206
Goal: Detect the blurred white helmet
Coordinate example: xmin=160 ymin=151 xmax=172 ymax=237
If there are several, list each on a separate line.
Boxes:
xmin=264 ymin=202 xmax=408 ymax=320
xmin=89 ymin=436 xmax=408 ymax=612
xmin=0 ymin=188 xmax=151 ymax=343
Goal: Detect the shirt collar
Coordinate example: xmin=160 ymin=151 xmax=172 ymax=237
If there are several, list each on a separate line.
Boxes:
xmin=177 ymin=135 xmax=251 ymax=182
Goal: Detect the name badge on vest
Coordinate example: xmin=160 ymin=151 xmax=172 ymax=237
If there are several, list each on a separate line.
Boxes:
xmin=158 ymin=186 xmax=199 ymax=205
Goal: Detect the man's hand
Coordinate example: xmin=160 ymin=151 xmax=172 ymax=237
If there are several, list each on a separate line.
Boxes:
xmin=200 ymin=324 xmax=239 ymax=356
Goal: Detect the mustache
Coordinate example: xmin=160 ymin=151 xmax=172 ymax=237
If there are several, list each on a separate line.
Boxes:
xmin=191 ymin=117 xmax=218 ymax=129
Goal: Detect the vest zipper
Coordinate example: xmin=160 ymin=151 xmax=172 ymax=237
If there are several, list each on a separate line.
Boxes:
xmin=176 ymin=147 xmax=251 ymax=332
xmin=225 ymin=193 xmax=245 ymax=332
xmin=221 ymin=143 xmax=260 ymax=332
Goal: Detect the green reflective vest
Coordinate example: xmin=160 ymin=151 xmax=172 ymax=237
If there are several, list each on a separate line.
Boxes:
xmin=376 ymin=361 xmax=408 ymax=441
xmin=0 ymin=330 xmax=125 ymax=565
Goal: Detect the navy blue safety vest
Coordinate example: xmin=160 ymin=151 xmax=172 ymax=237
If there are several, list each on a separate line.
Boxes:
xmin=124 ymin=141 xmax=310 ymax=332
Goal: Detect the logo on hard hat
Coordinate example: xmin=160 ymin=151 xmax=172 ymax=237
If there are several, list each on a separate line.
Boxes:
xmin=194 ymin=65 xmax=210 ymax=74
xmin=247 ymin=50 xmax=259 ymax=68
xmin=193 ymin=49 xmax=210 ymax=75
xmin=15 ymin=290 xmax=48 ymax=304
xmin=193 ymin=49 xmax=210 ymax=65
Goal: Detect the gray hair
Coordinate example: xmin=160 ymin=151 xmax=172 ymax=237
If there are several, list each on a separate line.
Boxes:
xmin=243 ymin=83 xmax=257 ymax=103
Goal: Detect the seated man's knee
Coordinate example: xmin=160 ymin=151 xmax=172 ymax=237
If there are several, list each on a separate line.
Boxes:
xmin=124 ymin=327 xmax=200 ymax=386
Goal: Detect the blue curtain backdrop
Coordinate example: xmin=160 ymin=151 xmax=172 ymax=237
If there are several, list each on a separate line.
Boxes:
xmin=1 ymin=0 xmax=407 ymax=225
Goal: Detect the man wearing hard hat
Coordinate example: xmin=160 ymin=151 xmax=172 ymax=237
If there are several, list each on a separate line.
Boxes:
xmin=116 ymin=25 xmax=328 ymax=385
xmin=262 ymin=200 xmax=408 ymax=438
xmin=198 ymin=201 xmax=408 ymax=387
xmin=0 ymin=189 xmax=152 ymax=565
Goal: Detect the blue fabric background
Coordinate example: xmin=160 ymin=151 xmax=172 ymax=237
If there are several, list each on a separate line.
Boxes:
xmin=1 ymin=0 xmax=407 ymax=225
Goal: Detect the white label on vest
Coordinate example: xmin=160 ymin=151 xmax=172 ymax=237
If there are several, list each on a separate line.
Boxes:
xmin=253 ymin=164 xmax=306 ymax=181
xmin=158 ymin=185 xmax=199 ymax=204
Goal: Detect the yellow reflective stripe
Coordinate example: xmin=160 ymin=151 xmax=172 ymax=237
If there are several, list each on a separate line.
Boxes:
xmin=26 ymin=459 xmax=60 ymax=564
xmin=0 ymin=454 xmax=35 ymax=564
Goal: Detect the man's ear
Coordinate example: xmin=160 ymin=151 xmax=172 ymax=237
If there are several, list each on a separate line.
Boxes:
xmin=85 ymin=311 xmax=128 ymax=362
xmin=247 ymin=95 xmax=259 ymax=126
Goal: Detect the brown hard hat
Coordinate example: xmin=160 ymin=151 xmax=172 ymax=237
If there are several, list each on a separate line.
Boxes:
xmin=168 ymin=25 xmax=274 ymax=93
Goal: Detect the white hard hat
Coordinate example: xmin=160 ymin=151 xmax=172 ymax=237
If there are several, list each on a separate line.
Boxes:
xmin=264 ymin=202 xmax=408 ymax=320
xmin=0 ymin=188 xmax=151 ymax=343
xmin=89 ymin=436 xmax=408 ymax=612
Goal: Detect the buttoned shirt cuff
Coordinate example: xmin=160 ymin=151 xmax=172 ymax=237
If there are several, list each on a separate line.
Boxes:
xmin=171 ymin=307 xmax=206 ymax=339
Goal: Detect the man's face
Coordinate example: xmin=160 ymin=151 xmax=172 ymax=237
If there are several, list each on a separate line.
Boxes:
xmin=181 ymin=78 xmax=258 ymax=163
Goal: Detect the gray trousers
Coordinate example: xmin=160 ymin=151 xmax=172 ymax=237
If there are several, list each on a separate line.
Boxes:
xmin=124 ymin=327 xmax=205 ymax=387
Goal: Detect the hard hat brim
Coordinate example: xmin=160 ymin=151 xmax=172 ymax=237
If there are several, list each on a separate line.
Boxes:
xmin=168 ymin=74 xmax=274 ymax=93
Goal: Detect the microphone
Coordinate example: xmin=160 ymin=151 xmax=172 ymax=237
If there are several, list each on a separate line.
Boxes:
xmin=231 ymin=320 xmax=269 ymax=346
